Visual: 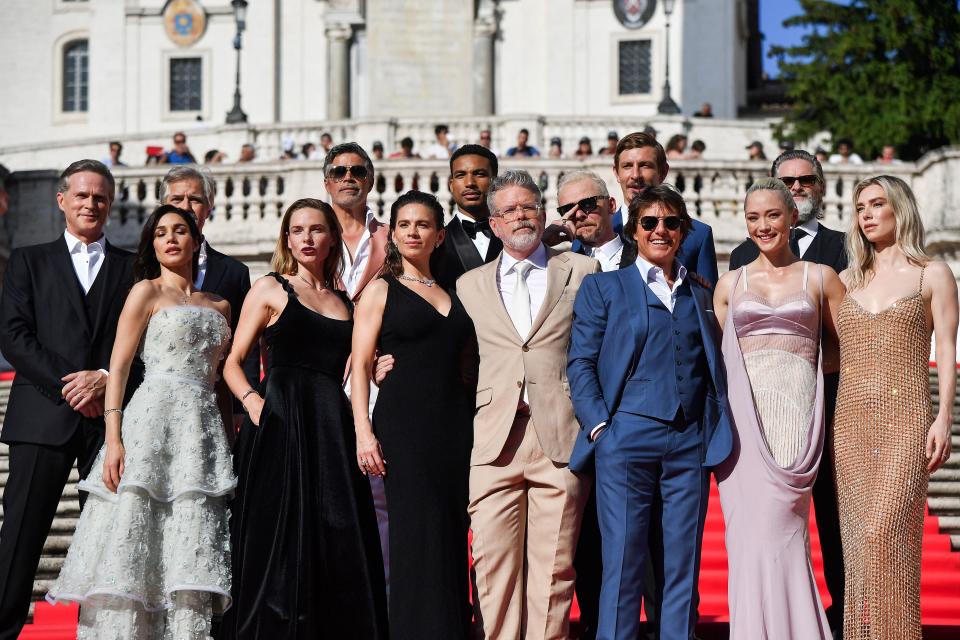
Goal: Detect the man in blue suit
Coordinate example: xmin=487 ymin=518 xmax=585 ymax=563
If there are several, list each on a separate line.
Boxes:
xmin=609 ymin=131 xmax=718 ymax=286
xmin=567 ymin=185 xmax=732 ymax=640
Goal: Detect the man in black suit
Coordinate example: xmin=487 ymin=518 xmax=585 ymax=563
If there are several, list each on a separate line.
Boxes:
xmin=159 ymin=166 xmax=258 ymax=434
xmin=0 ymin=160 xmax=139 ymax=638
xmin=729 ymin=149 xmax=847 ymax=639
xmin=435 ymin=144 xmax=501 ymax=290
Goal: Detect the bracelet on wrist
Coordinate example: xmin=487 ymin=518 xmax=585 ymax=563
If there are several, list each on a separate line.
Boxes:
xmin=103 ymin=408 xmax=123 ymax=418
xmin=240 ymin=389 xmax=258 ymax=402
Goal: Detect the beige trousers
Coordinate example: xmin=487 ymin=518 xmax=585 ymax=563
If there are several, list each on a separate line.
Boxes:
xmin=469 ymin=414 xmax=588 ymax=640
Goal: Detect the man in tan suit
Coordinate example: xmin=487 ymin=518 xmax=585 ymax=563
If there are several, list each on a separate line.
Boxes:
xmin=458 ymin=170 xmax=599 ymax=639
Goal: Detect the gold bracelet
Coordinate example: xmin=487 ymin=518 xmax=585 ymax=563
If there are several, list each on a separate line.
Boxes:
xmin=103 ymin=408 xmax=123 ymax=418
xmin=240 ymin=389 xmax=257 ymax=402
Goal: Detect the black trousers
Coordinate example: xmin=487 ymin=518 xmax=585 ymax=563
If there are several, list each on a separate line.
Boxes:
xmin=815 ymin=372 xmax=845 ymax=635
xmin=0 ymin=422 xmax=103 ymax=639
xmin=574 ymin=485 xmax=663 ymax=640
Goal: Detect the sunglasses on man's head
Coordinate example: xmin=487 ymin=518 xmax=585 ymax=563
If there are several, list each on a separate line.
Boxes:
xmin=557 ymin=195 xmax=603 ymax=217
xmin=327 ymin=165 xmax=369 ymax=182
xmin=779 ymin=174 xmax=818 ymax=188
xmin=639 ymin=215 xmax=682 ymax=231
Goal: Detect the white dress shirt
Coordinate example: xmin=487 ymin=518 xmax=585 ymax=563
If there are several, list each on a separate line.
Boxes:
xmin=497 ymin=243 xmax=549 ymax=334
xmin=795 ymin=217 xmax=819 ymax=258
xmin=340 ymin=207 xmax=377 ymax=298
xmin=588 ymin=235 xmax=624 ymax=273
xmin=194 ymin=240 xmax=209 ymax=289
xmin=64 ymin=230 xmax=106 ymax=294
xmin=455 ymin=210 xmax=491 ymax=260
xmin=635 ymin=254 xmax=687 ymax=312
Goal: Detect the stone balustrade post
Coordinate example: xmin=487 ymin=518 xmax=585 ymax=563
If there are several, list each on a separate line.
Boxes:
xmin=326 ymin=23 xmax=353 ymax=121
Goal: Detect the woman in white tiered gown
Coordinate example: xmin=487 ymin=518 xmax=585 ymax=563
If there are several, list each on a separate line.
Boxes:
xmin=46 ymin=205 xmax=235 ymax=639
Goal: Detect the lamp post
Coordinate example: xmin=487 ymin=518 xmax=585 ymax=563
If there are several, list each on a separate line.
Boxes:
xmin=225 ymin=0 xmax=248 ymax=124
xmin=657 ymin=0 xmax=681 ymax=115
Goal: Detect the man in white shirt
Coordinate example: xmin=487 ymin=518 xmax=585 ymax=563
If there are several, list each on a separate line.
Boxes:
xmin=556 ymin=169 xmax=627 ymax=274
xmin=424 ymin=124 xmax=457 ymax=160
xmin=435 ymin=145 xmax=502 ymax=290
xmin=457 ymin=170 xmax=599 ymax=640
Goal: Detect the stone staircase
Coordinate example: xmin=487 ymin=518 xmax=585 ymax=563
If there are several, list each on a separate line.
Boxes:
xmin=0 ymin=370 xmax=957 ymax=620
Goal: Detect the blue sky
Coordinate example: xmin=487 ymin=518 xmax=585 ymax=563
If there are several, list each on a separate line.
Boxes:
xmin=760 ymin=0 xmax=810 ymax=78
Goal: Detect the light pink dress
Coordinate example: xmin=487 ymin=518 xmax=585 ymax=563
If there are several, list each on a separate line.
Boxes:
xmin=716 ymin=264 xmax=831 ymax=639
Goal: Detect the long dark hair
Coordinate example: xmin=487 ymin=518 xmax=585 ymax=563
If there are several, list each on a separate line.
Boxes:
xmin=271 ymin=198 xmax=343 ymax=288
xmin=381 ymin=190 xmax=446 ymax=278
xmin=134 ymin=204 xmax=202 ymax=282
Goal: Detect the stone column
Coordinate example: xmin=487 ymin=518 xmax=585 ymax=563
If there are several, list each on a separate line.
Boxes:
xmin=473 ymin=2 xmax=496 ymax=115
xmin=326 ymin=23 xmax=352 ymax=120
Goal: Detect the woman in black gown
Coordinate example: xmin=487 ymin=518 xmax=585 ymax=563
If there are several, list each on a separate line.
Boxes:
xmin=352 ymin=191 xmax=477 ymax=639
xmin=221 ymin=198 xmax=387 ymax=639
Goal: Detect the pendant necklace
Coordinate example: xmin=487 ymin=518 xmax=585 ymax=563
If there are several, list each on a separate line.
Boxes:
xmin=297 ymin=272 xmax=326 ymax=291
xmin=397 ymin=273 xmax=435 ymax=287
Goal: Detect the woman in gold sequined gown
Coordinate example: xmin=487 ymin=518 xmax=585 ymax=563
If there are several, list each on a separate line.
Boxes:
xmin=834 ymin=175 xmax=957 ymax=640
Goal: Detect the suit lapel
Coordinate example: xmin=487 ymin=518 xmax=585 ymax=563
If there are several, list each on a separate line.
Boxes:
xmin=689 ymin=281 xmax=724 ymax=392
xmin=200 ymin=244 xmax=227 ymax=294
xmin=351 ymin=221 xmax=388 ymax=302
xmin=475 ymin=257 xmax=522 ymax=343
xmin=51 ymin=239 xmax=91 ymax=337
xmin=484 ymin=234 xmax=503 ymax=263
xmin=527 ymin=249 xmax=570 ymax=341
xmin=446 ymin=218 xmax=484 ymax=272
xmin=90 ymin=243 xmax=127 ymax=343
xmin=619 ymin=266 xmax=649 ymax=359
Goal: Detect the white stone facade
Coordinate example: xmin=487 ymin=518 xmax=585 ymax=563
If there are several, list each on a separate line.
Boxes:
xmin=0 ymin=0 xmax=749 ymax=151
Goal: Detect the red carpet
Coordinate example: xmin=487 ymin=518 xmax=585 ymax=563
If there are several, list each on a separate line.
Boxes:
xmin=21 ymin=477 xmax=960 ymax=638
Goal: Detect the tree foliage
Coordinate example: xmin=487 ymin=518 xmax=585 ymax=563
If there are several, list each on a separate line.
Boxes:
xmin=771 ymin=0 xmax=960 ymax=161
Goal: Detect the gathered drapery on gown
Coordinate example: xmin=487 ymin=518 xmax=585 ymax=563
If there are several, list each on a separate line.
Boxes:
xmin=716 ymin=264 xmax=832 ymax=639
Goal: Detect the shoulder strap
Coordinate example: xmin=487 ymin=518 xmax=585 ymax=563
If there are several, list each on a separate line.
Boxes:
xmin=918 ymin=264 xmax=926 ymax=293
xmin=742 ymin=265 xmax=749 ymax=292
xmin=729 ymin=267 xmax=744 ymax=308
xmin=268 ymin=272 xmax=296 ymax=296
xmin=802 ymin=261 xmax=809 ymax=292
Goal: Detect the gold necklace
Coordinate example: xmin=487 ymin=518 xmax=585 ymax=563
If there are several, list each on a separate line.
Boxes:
xmin=297 ymin=272 xmax=326 ymax=291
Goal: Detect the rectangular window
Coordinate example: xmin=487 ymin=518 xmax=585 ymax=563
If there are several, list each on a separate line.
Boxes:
xmin=170 ymin=57 xmax=202 ymax=112
xmin=63 ymin=40 xmax=89 ymax=112
xmin=618 ymin=40 xmax=652 ymax=95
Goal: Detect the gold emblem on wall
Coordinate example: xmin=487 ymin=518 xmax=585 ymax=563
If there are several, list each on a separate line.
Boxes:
xmin=163 ymin=0 xmax=207 ymax=48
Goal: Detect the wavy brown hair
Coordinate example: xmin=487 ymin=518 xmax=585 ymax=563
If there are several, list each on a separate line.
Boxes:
xmin=271 ymin=198 xmax=343 ymax=288
xmin=134 ymin=205 xmax=201 ymax=282
xmin=381 ymin=191 xmax=445 ymax=278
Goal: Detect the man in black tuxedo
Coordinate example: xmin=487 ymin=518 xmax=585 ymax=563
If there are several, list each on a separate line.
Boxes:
xmin=729 ymin=149 xmax=847 ymax=639
xmin=435 ymin=144 xmax=501 ymax=290
xmin=160 ymin=166 xmax=258 ymax=434
xmin=0 ymin=160 xmax=139 ymax=638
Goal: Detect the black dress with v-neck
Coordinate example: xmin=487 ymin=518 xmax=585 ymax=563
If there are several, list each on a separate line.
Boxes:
xmin=222 ymin=273 xmax=387 ymax=639
xmin=373 ymin=274 xmax=477 ymax=639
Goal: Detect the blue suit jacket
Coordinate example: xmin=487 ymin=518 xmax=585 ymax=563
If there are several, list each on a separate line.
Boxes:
xmin=609 ymin=204 xmax=719 ymax=286
xmin=566 ymin=265 xmax=733 ymax=473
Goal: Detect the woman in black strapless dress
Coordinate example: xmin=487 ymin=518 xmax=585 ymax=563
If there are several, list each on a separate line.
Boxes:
xmin=221 ymin=199 xmax=387 ymax=639
xmin=351 ymin=191 xmax=478 ymax=640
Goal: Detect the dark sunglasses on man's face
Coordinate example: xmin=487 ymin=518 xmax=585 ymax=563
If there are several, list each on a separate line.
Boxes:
xmin=779 ymin=174 xmax=819 ymax=188
xmin=557 ymin=195 xmax=603 ymax=217
xmin=639 ymin=215 xmax=682 ymax=232
xmin=327 ymin=165 xmax=369 ymax=182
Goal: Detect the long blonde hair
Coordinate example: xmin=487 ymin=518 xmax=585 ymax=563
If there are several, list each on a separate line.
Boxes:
xmin=846 ymin=175 xmax=930 ymax=290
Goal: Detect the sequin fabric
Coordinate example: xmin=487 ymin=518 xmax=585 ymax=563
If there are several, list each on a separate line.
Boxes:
xmin=833 ymin=269 xmax=931 ymax=640
xmin=47 ymin=305 xmax=236 ymax=638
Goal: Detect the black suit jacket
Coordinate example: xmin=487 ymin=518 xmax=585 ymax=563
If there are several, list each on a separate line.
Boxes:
xmin=728 ymin=222 xmax=848 ymax=274
xmin=0 ymin=238 xmax=139 ymax=446
xmin=436 ymin=216 xmax=502 ymax=291
xmin=201 ymin=243 xmax=259 ymax=407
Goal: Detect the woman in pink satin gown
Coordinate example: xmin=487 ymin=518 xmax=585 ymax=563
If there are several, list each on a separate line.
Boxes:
xmin=713 ymin=177 xmax=845 ymax=639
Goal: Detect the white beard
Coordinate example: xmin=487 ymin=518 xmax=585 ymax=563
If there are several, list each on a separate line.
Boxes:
xmin=795 ymin=197 xmax=820 ymax=223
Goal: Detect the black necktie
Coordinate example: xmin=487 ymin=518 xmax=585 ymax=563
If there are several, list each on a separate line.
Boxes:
xmin=461 ymin=218 xmax=491 ymax=240
xmin=789 ymin=227 xmax=807 ymax=257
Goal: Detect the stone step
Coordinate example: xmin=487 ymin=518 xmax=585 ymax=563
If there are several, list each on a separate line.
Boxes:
xmin=932 ymin=467 xmax=960 ymax=481
xmin=928 ymin=481 xmax=960 ymax=496
xmin=938 ymin=515 xmax=960 ymax=533
xmin=929 ymin=496 xmax=960 ymax=515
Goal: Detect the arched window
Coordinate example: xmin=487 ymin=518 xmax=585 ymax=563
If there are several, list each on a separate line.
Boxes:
xmin=63 ymin=40 xmax=89 ymax=112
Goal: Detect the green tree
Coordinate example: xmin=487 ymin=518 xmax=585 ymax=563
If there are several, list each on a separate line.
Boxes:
xmin=771 ymin=0 xmax=960 ymax=161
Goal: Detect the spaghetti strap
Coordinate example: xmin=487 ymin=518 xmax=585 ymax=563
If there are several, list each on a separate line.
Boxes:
xmin=918 ymin=265 xmax=926 ymax=294
xmin=742 ymin=265 xmax=750 ymax=292
xmin=268 ymin=272 xmax=297 ymax=297
xmin=802 ymin=262 xmax=809 ymax=292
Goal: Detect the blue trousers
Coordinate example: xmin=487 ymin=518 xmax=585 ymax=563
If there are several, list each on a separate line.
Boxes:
xmin=594 ymin=412 xmax=709 ymax=640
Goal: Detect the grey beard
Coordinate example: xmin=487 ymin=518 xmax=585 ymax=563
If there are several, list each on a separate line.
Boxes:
xmin=795 ymin=197 xmax=821 ymax=223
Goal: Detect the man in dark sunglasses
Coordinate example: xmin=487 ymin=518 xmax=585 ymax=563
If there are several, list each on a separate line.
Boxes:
xmin=728 ymin=149 xmax=848 ymax=638
xmin=556 ymin=170 xmax=629 ymax=273
xmin=568 ymin=184 xmax=731 ymax=640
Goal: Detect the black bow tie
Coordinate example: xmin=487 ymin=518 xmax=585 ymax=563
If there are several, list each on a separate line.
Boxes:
xmin=461 ymin=217 xmax=491 ymax=239
xmin=789 ymin=227 xmax=807 ymax=256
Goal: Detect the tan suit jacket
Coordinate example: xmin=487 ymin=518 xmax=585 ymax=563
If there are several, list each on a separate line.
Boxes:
xmin=458 ymin=247 xmax=600 ymax=466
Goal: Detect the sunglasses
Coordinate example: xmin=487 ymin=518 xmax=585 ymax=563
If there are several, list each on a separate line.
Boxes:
xmin=779 ymin=174 xmax=819 ymax=188
xmin=639 ymin=215 xmax=682 ymax=231
xmin=327 ymin=165 xmax=369 ymax=181
xmin=557 ymin=195 xmax=603 ymax=217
